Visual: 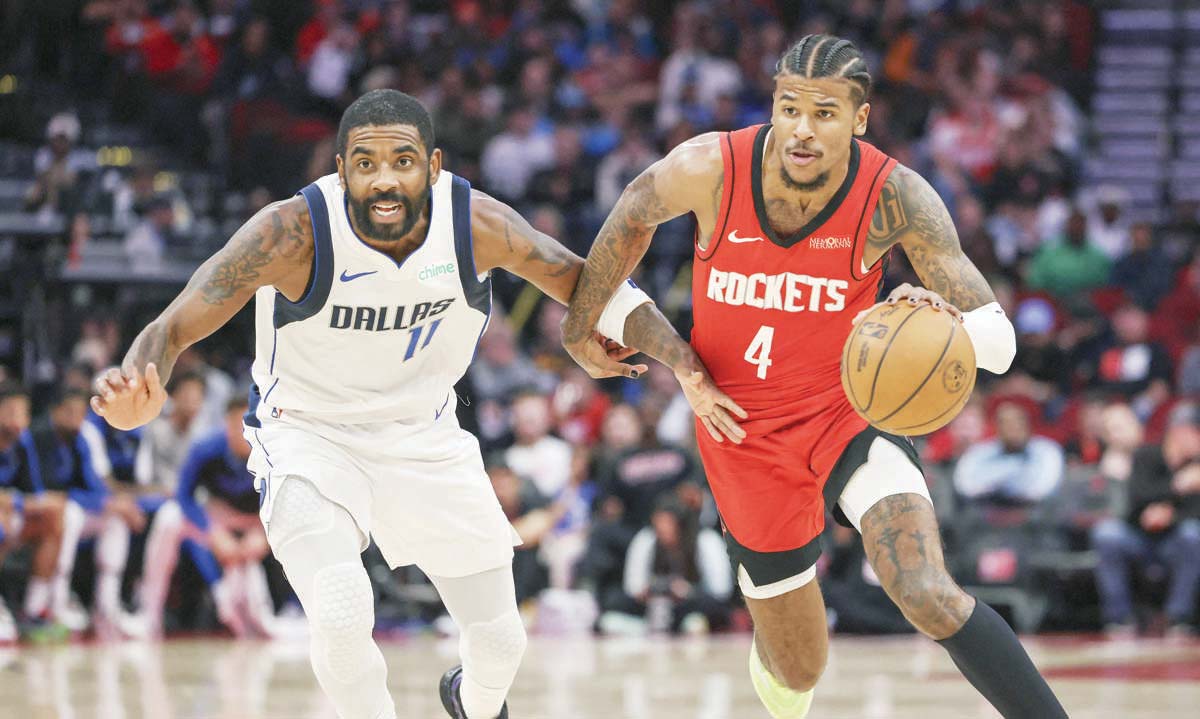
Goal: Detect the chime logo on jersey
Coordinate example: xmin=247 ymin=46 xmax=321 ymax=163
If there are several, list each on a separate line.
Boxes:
xmin=705 ymin=268 xmax=848 ymax=312
xmin=329 ymin=297 xmax=456 ymax=331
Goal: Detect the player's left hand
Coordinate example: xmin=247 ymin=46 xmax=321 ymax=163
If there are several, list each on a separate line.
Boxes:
xmin=564 ymin=331 xmax=649 ymax=380
xmin=676 ymin=363 xmax=748 ymax=444
xmin=852 ymin=283 xmax=963 ymax=325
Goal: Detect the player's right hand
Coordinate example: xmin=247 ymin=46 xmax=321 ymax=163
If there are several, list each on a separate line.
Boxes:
xmin=676 ymin=365 xmax=748 ymax=445
xmin=563 ymin=331 xmax=649 ymax=380
xmin=90 ymin=363 xmax=167 ymax=431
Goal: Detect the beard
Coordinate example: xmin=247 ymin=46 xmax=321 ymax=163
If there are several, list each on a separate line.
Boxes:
xmin=347 ymin=181 xmax=430 ymax=242
xmin=780 ymin=164 xmax=830 ymax=192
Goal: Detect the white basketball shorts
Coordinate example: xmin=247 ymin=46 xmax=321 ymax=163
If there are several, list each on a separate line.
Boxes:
xmin=245 ymin=404 xmax=520 ymax=578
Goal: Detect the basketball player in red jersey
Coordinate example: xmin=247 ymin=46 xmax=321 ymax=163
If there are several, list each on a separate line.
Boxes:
xmin=563 ymin=35 xmax=1067 ymax=719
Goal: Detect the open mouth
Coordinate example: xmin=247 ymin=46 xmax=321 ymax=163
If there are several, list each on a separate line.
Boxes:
xmin=371 ymin=202 xmax=401 ymax=219
xmin=788 ymin=150 xmax=818 ymax=166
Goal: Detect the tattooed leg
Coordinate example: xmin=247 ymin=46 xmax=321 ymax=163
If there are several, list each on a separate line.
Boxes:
xmin=861 ymin=493 xmax=1068 ymax=718
xmin=860 ymin=493 xmax=974 ymax=639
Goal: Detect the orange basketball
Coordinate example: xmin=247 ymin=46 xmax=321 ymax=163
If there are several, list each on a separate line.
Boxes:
xmin=840 ymin=302 xmax=976 ymax=436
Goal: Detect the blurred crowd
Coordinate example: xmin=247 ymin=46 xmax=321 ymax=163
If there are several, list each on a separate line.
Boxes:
xmin=2 ymin=0 xmax=1199 ymax=642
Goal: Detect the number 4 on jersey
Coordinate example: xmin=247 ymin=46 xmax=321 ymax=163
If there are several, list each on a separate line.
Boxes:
xmin=744 ymin=325 xmax=774 ymax=379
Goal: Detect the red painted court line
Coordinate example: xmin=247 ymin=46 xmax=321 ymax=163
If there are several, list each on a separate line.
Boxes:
xmin=1042 ymin=658 xmax=1200 ymax=682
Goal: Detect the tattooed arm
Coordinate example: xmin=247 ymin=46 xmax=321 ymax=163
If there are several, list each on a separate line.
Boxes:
xmin=864 ymin=165 xmax=995 ymax=312
xmin=562 ymin=135 xmax=747 ymax=443
xmin=471 ymin=189 xmax=584 ymax=305
xmin=92 ymin=197 xmax=313 ymax=429
xmin=471 ymin=189 xmax=649 ymax=377
xmin=561 ymin=134 xmax=723 ymax=371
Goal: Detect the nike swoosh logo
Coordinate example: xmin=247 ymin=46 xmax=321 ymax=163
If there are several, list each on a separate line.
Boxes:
xmin=340 ymin=269 xmax=378 ymax=282
xmin=434 ymin=394 xmax=451 ymax=420
xmin=727 ymin=230 xmax=764 ymax=244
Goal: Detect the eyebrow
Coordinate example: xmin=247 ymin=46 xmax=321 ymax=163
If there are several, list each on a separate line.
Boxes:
xmin=392 ymin=144 xmax=419 ymax=156
xmin=814 ymin=99 xmax=840 ymax=108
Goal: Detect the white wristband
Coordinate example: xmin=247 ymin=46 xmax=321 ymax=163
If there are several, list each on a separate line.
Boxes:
xmin=961 ymin=301 xmax=1016 ymax=375
xmin=597 ymin=280 xmax=653 ymax=346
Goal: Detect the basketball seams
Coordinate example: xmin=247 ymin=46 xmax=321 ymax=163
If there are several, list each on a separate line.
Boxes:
xmin=890 ymin=376 xmax=973 ymax=433
xmin=862 ymin=304 xmax=926 ymax=413
xmin=875 ymin=314 xmax=957 ymax=424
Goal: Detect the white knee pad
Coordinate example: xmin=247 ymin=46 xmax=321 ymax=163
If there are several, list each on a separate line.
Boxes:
xmin=268 ymin=478 xmax=334 ymax=552
xmin=57 ymin=500 xmax=87 ymax=574
xmin=311 ymin=561 xmax=375 ymax=683
xmin=461 ymin=611 xmax=527 ymax=686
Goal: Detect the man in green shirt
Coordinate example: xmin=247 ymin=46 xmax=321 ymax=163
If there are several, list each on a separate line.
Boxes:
xmin=1027 ymin=210 xmax=1112 ymax=295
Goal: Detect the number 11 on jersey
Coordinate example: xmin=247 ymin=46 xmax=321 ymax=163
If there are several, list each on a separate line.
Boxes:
xmin=744 ymin=325 xmax=774 ymax=379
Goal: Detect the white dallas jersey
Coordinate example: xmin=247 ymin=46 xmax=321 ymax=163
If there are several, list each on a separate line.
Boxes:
xmin=246 ymin=171 xmax=490 ymax=426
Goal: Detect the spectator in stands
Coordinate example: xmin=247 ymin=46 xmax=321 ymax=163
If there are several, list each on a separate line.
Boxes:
xmin=1087 ymin=303 xmax=1173 ymax=421
xmin=24 ymin=113 xmax=93 ymax=219
xmin=1091 ymin=404 xmax=1200 ymax=636
xmin=138 ymin=397 xmax=276 ymax=637
xmin=0 ymin=382 xmax=66 ymax=639
xmin=470 ymin=319 xmax=557 ymax=405
xmin=954 ymin=400 xmax=1065 ymax=505
xmin=124 ymin=193 xmax=179 ymax=271
xmin=1180 ymin=324 xmax=1200 ymax=396
xmin=1026 ymin=209 xmax=1112 ymax=297
xmin=594 ymin=132 xmax=659 ymax=212
xmin=30 ymin=388 xmax=144 ymax=637
xmin=1112 ymin=223 xmax=1175 ymax=311
xmin=552 ymin=366 xmax=611 ymax=446
xmin=305 ymin=16 xmax=357 ymax=110
xmin=172 ymin=347 xmax=233 ymax=435
xmin=133 ymin=371 xmax=205 ymax=497
xmin=1098 ymin=403 xmax=1144 ymax=484
xmin=1005 ymin=297 xmax=1068 ymax=400
xmin=487 ymin=457 xmax=561 ymax=604
xmin=1083 ymin=185 xmax=1132 ymax=261
xmin=593 ymin=403 xmax=697 ymax=530
xmin=505 ymin=390 xmax=572 ymax=499
xmin=619 ymin=496 xmax=732 ymax=634
xmin=924 ymin=395 xmax=989 ymax=467
xmin=1063 ymin=394 xmax=1108 ymax=466
xmin=480 ymin=105 xmax=555 ymax=202
xmin=527 ymin=126 xmax=595 ymax=216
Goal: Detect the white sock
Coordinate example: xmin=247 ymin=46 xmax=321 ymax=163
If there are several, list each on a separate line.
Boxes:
xmin=24 ymin=577 xmax=52 ymax=618
xmin=52 ymin=501 xmax=87 ymax=616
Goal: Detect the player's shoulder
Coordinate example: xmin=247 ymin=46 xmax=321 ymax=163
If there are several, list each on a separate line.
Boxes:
xmin=238 ymin=194 xmax=314 ymax=261
xmin=662 ymin=131 xmax=725 ymax=180
xmin=467 ymin=187 xmax=516 ymax=239
xmin=877 ymin=162 xmax=938 ymax=204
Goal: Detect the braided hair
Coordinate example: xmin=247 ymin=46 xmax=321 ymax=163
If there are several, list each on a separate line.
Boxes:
xmin=775 ymin=34 xmax=872 ymax=106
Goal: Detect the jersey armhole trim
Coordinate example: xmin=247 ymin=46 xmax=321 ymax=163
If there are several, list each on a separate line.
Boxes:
xmin=452 ymin=175 xmax=492 ymax=317
xmin=274 ymin=183 xmax=334 ymax=329
xmin=849 ymin=157 xmax=898 ymax=282
xmin=696 ymin=131 xmax=736 ymax=262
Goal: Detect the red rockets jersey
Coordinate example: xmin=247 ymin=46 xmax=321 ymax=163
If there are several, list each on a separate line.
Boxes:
xmin=691 ymin=124 xmax=898 ymax=439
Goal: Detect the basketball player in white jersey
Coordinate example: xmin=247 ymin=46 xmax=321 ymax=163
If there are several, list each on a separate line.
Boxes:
xmin=89 ymin=90 xmax=743 ymax=719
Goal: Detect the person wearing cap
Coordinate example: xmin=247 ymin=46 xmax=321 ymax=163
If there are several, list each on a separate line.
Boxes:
xmin=24 ymin=112 xmax=92 ymax=217
xmin=1091 ymin=403 xmax=1200 ymax=637
xmin=1004 ymin=297 xmax=1068 ymax=400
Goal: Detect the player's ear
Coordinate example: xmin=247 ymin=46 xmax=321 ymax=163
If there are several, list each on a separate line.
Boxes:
xmin=428 ymin=147 xmax=443 ymax=185
xmin=853 ymin=102 xmax=870 ymax=137
xmin=335 ymin=154 xmax=346 ymax=189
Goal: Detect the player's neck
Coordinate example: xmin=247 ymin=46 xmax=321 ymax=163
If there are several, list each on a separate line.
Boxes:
xmin=761 ymin=134 xmax=849 ymax=215
xmin=350 ymin=209 xmax=432 ymax=263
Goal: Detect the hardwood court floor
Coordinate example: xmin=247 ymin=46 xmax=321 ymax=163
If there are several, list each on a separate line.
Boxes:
xmin=2 ymin=633 xmax=1198 ymax=718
